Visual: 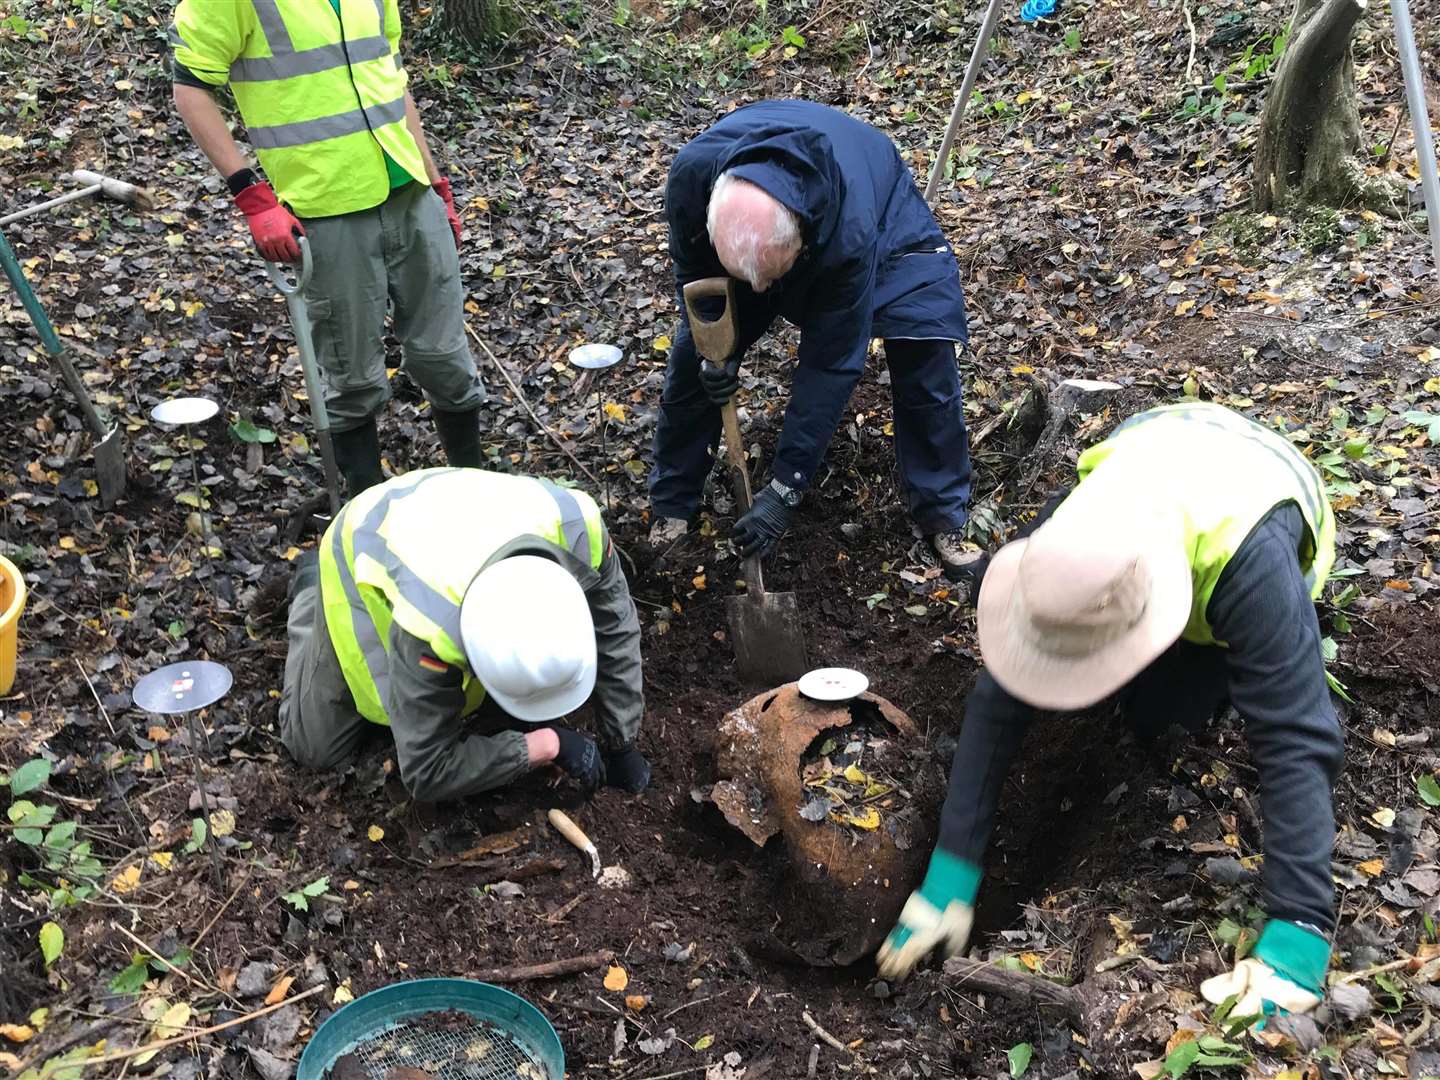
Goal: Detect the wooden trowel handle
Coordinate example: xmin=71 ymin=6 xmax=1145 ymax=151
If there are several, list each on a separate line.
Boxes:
xmin=547 ymin=809 xmax=596 ymax=854
xmin=682 ymin=277 xmax=738 ymax=364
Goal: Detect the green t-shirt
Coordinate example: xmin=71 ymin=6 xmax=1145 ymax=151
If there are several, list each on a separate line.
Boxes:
xmin=327 ymin=0 xmax=413 ymax=190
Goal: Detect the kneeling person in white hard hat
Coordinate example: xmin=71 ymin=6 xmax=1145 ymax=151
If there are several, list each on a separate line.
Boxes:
xmin=877 ymin=402 xmax=1344 ymax=1024
xmin=279 ymin=468 xmax=650 ymax=800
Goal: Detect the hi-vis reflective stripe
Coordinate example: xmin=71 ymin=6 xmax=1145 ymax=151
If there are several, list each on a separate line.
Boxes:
xmin=250 ymin=0 xmax=295 ymax=54
xmin=231 ymin=36 xmax=390 ymax=82
xmin=1113 ymin=405 xmax=1327 ymax=528
xmin=329 ymin=499 xmax=391 ymax=710
xmin=248 ymin=95 xmax=407 ymax=149
xmin=232 ymin=0 xmax=391 ymax=83
xmin=538 ymin=478 xmax=592 ymax=560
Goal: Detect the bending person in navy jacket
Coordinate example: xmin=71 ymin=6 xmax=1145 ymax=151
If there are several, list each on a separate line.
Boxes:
xmin=648 ymin=100 xmax=978 ymax=577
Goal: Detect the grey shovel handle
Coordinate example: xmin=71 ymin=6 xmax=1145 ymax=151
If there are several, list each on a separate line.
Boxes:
xmin=263 ymin=235 xmax=313 ymax=295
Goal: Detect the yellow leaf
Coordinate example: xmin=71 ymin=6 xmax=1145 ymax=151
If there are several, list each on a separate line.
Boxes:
xmin=58 ymin=536 xmax=76 ymax=550
xmin=1174 ymin=300 xmax=1195 ymax=316
xmin=1076 ymin=324 xmax=1098 ymax=337
xmin=154 ymin=1002 xmax=190 ymax=1039
xmin=265 ymin=974 xmax=295 ymax=1005
xmin=0 ymin=1024 xmax=35 ymax=1043
xmin=333 ymin=981 xmax=355 ymax=1005
xmin=283 ymin=546 xmax=303 ymax=561
xmin=115 ymin=79 xmax=134 ymax=91
xmin=149 ymin=851 xmax=174 ymax=871
xmin=1358 ymin=859 xmax=1384 ymax=878
xmin=842 ymin=764 xmax=868 ymax=784
xmin=625 ymin=994 xmax=648 ymax=1012
xmin=863 ymin=782 xmax=891 ymax=798
xmin=471 ymin=195 xmax=490 ymax=212
xmin=209 ymin=809 xmax=236 ymax=837
xmin=110 ymin=864 xmax=142 ymax=894
xmin=147 ymin=725 xmax=171 ymax=743
xmin=1011 ymin=364 xmax=1034 ymax=375
xmin=691 ymin=574 xmax=706 ymax=590
xmin=603 ymin=965 xmax=629 ymax=992
xmin=693 ymin=1034 xmax=715 ymax=1051
xmin=82 ymin=479 xmax=98 ymax=497
xmin=1019 ymin=952 xmax=1041 ymax=970
xmin=182 ymin=300 xmax=204 ymax=318
xmin=1370 ymin=807 xmax=1396 ymax=829
xmin=367 ymin=825 xmax=385 ymax=842
xmin=165 ymin=232 xmax=184 ymax=248
xmin=652 ymin=334 xmax=672 ymax=352
xmin=834 ymin=807 xmax=881 ymax=830
xmin=603 ymin=402 xmax=626 ymax=422
xmin=1424 ymin=376 xmax=1440 ymax=394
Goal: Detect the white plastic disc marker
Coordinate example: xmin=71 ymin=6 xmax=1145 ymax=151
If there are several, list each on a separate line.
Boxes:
xmin=798 ymin=667 xmax=870 ymax=702
xmin=568 ymin=343 xmax=623 ymax=370
xmin=151 ymin=397 xmax=219 ymax=426
xmin=133 ymin=660 xmax=233 ymax=714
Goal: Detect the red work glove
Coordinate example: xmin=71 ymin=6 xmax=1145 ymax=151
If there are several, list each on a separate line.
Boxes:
xmin=433 ymin=176 xmax=462 ymax=249
xmin=233 ymin=181 xmax=304 ymax=263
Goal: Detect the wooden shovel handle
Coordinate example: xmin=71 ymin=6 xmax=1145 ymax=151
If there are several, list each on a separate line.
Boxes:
xmin=682 ymin=277 xmax=738 ymax=364
xmin=547 ymin=809 xmax=596 ymax=854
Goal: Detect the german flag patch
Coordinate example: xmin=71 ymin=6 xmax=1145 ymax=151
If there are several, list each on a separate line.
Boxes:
xmin=417 ymin=654 xmax=450 ymax=673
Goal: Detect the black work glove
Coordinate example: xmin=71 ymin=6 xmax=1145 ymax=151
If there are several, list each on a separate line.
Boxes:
xmin=698 ymin=357 xmax=741 ymax=405
xmin=603 ymin=744 xmax=651 ymax=794
xmin=733 ymin=480 xmax=796 ymax=559
xmin=551 ymin=727 xmax=602 ymax=796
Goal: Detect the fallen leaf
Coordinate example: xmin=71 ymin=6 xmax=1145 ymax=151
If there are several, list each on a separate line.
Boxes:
xmin=110 ymin=864 xmax=142 ymax=894
xmin=603 ymin=965 xmax=629 ymax=992
xmin=603 ymin=402 xmax=626 ymax=422
xmin=264 ymin=975 xmax=295 ymax=1005
xmin=209 ymin=809 xmax=236 ymax=837
xmin=842 ymin=764 xmax=868 ymax=784
xmin=332 ymin=981 xmax=354 ymax=1005
xmin=149 ymin=851 xmax=174 ymax=871
xmin=652 ymin=334 xmax=672 ymax=352
xmin=693 ymin=1033 xmax=715 ymax=1051
xmin=367 ymin=825 xmax=385 ymax=843
xmin=626 ymin=994 xmax=649 ymax=1012
xmin=1357 ymin=859 xmax=1384 ymax=878
xmin=832 ymin=807 xmax=881 ymax=830
xmin=0 ymin=1025 xmax=35 ymax=1043
xmin=146 ymin=725 xmax=171 ymax=743
xmin=1370 ymin=807 xmax=1396 ymax=829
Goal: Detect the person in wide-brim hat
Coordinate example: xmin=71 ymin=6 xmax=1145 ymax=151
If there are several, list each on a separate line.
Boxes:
xmin=877 ymin=402 xmax=1345 ymax=1029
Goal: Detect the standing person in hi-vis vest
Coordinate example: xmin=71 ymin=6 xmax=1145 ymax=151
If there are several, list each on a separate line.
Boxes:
xmin=877 ymin=403 xmax=1345 ymax=1025
xmin=279 ymin=469 xmax=651 ymax=801
xmin=170 ymin=0 xmax=486 ymax=494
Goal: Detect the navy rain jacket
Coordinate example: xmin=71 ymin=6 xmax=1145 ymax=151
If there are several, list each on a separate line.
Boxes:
xmin=666 ymin=100 xmax=971 ymax=489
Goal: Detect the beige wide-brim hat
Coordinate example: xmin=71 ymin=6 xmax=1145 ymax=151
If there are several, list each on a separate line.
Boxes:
xmin=976 ymin=498 xmax=1194 ymax=711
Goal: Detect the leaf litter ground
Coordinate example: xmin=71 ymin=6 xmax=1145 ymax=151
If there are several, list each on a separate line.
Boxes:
xmin=1 ymin=0 xmax=1439 ymax=1077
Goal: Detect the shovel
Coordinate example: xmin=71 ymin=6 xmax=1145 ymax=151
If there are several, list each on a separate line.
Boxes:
xmin=682 ymin=277 xmax=808 ymax=685
xmin=264 ymin=237 xmax=343 ymax=515
xmin=0 ymin=228 xmax=127 ymax=507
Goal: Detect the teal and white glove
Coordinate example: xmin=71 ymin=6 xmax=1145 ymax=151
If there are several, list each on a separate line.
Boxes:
xmin=1200 ymin=920 xmax=1328 ymax=1026
xmin=876 ymin=850 xmax=981 ymax=980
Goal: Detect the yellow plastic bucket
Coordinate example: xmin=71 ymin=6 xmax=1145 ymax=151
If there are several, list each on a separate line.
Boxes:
xmin=0 ymin=554 xmax=26 ymax=695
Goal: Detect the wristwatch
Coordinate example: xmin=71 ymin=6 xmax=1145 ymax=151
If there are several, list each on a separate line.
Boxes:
xmin=769 ymin=478 xmax=802 ymax=507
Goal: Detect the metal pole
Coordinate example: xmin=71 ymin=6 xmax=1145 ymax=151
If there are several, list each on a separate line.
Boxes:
xmin=1391 ymin=0 xmax=1440 ymax=276
xmin=594 ymin=389 xmax=610 ymax=510
xmin=188 ymin=429 xmax=210 ymax=543
xmin=186 ymin=711 xmax=225 ymax=890
xmin=924 ymin=0 xmax=1007 ymax=204
xmin=0 ymin=184 xmax=104 ymax=228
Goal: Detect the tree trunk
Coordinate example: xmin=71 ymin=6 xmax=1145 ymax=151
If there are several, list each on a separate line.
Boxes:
xmin=1252 ymin=0 xmax=1368 ymax=211
xmin=438 ymin=0 xmax=498 ymax=49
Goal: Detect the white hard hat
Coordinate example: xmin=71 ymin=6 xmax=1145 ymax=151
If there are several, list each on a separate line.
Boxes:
xmin=460 ymin=555 xmax=596 ymax=723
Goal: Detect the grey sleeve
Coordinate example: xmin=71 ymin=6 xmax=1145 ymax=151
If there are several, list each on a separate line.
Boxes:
xmin=386 ymin=624 xmax=530 ymax=802
xmin=1207 ymin=503 xmax=1344 ymax=932
xmin=586 ymin=546 xmax=644 ymax=749
xmin=935 ymin=670 xmax=1035 ymax=865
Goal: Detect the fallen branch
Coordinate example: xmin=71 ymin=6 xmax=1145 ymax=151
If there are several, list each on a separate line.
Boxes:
xmin=465 ymin=325 xmax=602 ymax=488
xmin=943 ymin=956 xmax=1086 ymax=1025
xmin=801 ymin=1010 xmax=849 ymax=1054
xmin=470 ymin=949 xmax=615 ymax=983
xmin=34 ymin=984 xmax=325 ymax=1076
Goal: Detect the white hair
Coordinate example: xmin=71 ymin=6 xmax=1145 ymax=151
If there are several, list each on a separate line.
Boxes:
xmin=706 ymin=171 xmax=801 ymax=289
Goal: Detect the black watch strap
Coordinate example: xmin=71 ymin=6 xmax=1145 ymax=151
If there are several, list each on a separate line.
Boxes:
xmin=226 ymin=168 xmax=261 ymax=196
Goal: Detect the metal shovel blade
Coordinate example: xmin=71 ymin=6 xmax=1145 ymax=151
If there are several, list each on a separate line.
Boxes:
xmin=91 ymin=425 xmax=127 ymax=508
xmin=726 ymin=564 xmax=808 ymax=686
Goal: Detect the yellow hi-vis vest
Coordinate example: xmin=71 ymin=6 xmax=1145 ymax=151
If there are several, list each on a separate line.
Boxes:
xmin=170 ymin=0 xmax=427 ymax=217
xmin=1063 ymin=402 xmax=1337 ymax=647
xmin=318 ymin=469 xmax=608 ymax=726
